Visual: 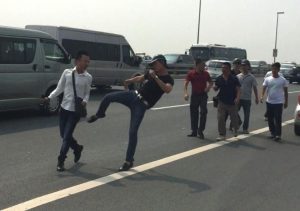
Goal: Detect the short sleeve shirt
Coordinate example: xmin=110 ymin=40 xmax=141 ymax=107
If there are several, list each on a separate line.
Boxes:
xmin=138 ymin=70 xmax=174 ymax=108
xmin=215 ymin=74 xmax=241 ymax=105
xmin=186 ymin=69 xmax=212 ymax=94
xmin=262 ymin=76 xmax=288 ymax=104
xmin=237 ymin=73 xmax=257 ymax=100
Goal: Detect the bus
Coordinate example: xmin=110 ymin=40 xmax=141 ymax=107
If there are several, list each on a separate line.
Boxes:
xmin=26 ymin=25 xmax=143 ymax=89
xmin=189 ymin=44 xmax=247 ymax=62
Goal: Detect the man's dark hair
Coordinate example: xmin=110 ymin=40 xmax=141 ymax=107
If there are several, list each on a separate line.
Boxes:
xmin=195 ymin=58 xmax=204 ymax=66
xmin=271 ymin=62 xmax=281 ymax=69
xmin=222 ymin=62 xmax=231 ymax=69
xmin=75 ymin=50 xmax=89 ymax=60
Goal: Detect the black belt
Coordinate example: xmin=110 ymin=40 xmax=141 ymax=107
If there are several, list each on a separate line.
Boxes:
xmin=134 ymin=90 xmax=149 ymax=107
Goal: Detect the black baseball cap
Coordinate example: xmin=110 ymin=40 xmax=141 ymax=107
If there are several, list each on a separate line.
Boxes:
xmin=149 ymin=54 xmax=168 ymax=68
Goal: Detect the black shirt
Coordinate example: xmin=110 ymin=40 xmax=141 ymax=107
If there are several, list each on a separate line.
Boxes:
xmin=138 ymin=71 xmax=174 ymax=108
xmin=215 ymin=74 xmax=241 ymax=105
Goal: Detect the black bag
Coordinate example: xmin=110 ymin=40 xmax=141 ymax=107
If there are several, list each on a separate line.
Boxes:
xmin=213 ymin=96 xmax=219 ymax=108
xmin=72 ymin=71 xmax=87 ymax=118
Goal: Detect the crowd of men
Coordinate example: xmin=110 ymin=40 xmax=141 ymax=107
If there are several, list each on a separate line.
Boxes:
xmin=45 ymin=52 xmax=288 ymax=172
xmin=184 ymin=58 xmax=288 ymax=142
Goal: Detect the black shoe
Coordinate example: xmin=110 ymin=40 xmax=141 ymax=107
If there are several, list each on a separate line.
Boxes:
xmin=274 ymin=136 xmax=281 ymax=142
xmin=118 ymin=162 xmax=133 ymax=171
xmin=74 ymin=145 xmax=83 ymax=163
xmin=187 ymin=132 xmax=197 ymax=137
xmin=87 ymin=115 xmax=99 ymax=123
xmin=57 ymin=161 xmax=65 ymax=172
xmin=198 ymin=131 xmax=204 ymax=139
xmin=268 ymin=134 xmax=275 ymax=139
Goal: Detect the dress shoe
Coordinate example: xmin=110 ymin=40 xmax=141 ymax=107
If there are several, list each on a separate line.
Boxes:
xmin=74 ymin=145 xmax=83 ymax=163
xmin=118 ymin=161 xmax=133 ymax=171
xmin=187 ymin=132 xmax=197 ymax=137
xmin=198 ymin=131 xmax=204 ymax=139
xmin=274 ymin=136 xmax=281 ymax=142
xmin=87 ymin=115 xmax=99 ymax=123
xmin=57 ymin=161 xmax=65 ymax=172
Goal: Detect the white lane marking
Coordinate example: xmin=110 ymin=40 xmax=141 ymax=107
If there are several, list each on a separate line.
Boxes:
xmin=3 ymin=119 xmax=294 ymax=211
xmin=151 ymin=90 xmax=300 ymax=111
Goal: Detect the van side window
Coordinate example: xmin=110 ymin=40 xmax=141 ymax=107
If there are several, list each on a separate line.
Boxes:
xmin=0 ymin=37 xmax=36 ymax=64
xmin=122 ymin=45 xmax=135 ymax=66
xmin=41 ymin=40 xmax=66 ymax=62
xmin=62 ymin=39 xmax=120 ymax=61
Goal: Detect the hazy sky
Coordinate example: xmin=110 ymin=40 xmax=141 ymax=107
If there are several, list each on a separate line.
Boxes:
xmin=2 ymin=0 xmax=300 ymax=63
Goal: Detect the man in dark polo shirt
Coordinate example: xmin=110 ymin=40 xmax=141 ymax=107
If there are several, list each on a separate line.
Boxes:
xmin=184 ymin=58 xmax=213 ymax=139
xmin=214 ymin=62 xmax=241 ymax=141
xmin=87 ymin=55 xmax=174 ymax=171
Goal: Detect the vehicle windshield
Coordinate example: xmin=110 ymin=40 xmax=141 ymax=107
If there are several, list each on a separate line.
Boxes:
xmin=164 ymin=54 xmax=179 ymax=63
xmin=190 ymin=47 xmax=209 ymax=61
xmin=281 ymin=64 xmax=294 ymax=68
xmin=250 ymin=61 xmax=260 ymax=66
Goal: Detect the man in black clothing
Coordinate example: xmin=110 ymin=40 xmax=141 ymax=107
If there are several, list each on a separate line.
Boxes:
xmin=87 ymin=55 xmax=174 ymax=171
xmin=214 ymin=62 xmax=241 ymax=141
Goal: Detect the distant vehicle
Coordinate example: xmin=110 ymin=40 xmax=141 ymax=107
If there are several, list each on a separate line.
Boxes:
xmin=26 ymin=25 xmax=143 ymax=89
xmin=294 ymin=94 xmax=300 ymax=136
xmin=0 ymin=26 xmax=71 ymax=113
xmin=249 ymin=60 xmax=270 ymax=74
xmin=189 ymin=44 xmax=247 ymax=62
xmin=287 ymin=66 xmax=300 ymax=84
xmin=206 ymin=59 xmax=231 ymax=81
xmin=282 ymin=62 xmax=297 ymax=66
xmin=280 ymin=64 xmax=295 ymax=80
xmin=164 ymin=54 xmax=194 ymax=74
xmin=136 ymin=53 xmax=152 ymax=68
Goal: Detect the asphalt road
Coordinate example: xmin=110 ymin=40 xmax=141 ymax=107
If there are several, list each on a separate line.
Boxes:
xmin=0 ymin=77 xmax=300 ymax=211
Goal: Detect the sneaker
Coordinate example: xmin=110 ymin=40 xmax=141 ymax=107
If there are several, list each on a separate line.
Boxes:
xmin=87 ymin=115 xmax=99 ymax=123
xmin=74 ymin=145 xmax=83 ymax=163
xmin=57 ymin=161 xmax=65 ymax=172
xmin=118 ymin=161 xmax=133 ymax=171
xmin=216 ymin=136 xmax=226 ymax=141
xmin=242 ymin=130 xmax=249 ymax=134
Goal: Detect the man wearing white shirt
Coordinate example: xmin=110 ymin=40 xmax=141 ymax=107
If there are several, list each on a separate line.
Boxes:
xmin=261 ymin=62 xmax=288 ymax=141
xmin=45 ymin=51 xmax=92 ymax=171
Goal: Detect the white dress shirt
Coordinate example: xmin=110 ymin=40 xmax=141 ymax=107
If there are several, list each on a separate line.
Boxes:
xmin=48 ymin=67 xmax=93 ymax=112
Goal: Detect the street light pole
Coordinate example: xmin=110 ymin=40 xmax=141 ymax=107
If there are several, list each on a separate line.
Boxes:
xmin=197 ymin=0 xmax=202 ymax=44
xmin=274 ymin=11 xmax=284 ymax=63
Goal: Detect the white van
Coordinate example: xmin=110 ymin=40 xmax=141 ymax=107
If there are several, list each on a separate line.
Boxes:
xmin=26 ymin=25 xmax=144 ymax=89
xmin=0 ymin=26 xmax=72 ymax=113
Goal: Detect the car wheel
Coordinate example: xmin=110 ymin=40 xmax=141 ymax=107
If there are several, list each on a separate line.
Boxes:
xmin=294 ymin=124 xmax=300 ymax=136
xmin=40 ymin=88 xmax=62 ymax=115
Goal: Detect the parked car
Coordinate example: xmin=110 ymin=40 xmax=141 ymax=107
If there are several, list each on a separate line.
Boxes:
xmin=284 ymin=66 xmax=300 ymax=84
xmin=280 ymin=64 xmax=296 ymax=80
xmin=0 ymin=26 xmax=72 ymax=114
xmin=164 ymin=54 xmax=194 ymax=74
xmin=294 ymin=94 xmax=300 ymax=136
xmin=249 ymin=60 xmax=270 ymax=74
xmin=206 ymin=59 xmax=231 ymax=81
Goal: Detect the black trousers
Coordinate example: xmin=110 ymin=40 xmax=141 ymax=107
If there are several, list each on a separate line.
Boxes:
xmin=190 ymin=93 xmax=208 ymax=133
xmin=266 ymin=102 xmax=283 ymax=136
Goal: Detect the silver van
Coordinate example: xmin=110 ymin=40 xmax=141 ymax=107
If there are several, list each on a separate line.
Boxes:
xmin=0 ymin=26 xmax=71 ymax=113
xmin=26 ymin=25 xmax=143 ymax=89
